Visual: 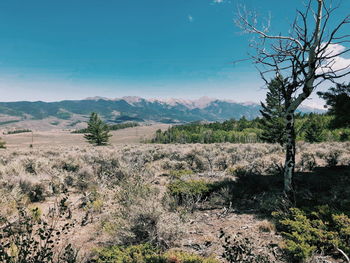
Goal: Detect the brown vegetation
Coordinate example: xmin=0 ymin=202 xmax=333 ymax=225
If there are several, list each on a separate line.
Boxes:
xmin=0 ymin=142 xmax=349 ymax=262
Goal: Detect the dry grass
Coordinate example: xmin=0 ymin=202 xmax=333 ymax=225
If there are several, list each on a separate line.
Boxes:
xmin=0 ymin=141 xmax=349 ymax=262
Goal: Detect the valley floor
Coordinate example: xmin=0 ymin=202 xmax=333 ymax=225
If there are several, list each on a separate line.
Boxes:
xmin=0 ymin=142 xmax=349 ymax=262
xmin=1 ymin=124 xmax=169 ymax=148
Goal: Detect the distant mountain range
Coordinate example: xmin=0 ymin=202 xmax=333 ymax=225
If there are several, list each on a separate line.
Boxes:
xmin=0 ymin=96 xmax=325 ymax=128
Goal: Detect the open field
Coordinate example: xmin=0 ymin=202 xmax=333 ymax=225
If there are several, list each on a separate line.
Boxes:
xmin=1 ymin=142 xmax=349 ymax=262
xmin=1 ymin=124 xmax=170 ymax=148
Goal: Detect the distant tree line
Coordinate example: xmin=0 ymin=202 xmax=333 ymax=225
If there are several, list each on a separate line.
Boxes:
xmin=72 ymin=121 xmax=139 ymax=134
xmin=6 ymin=129 xmax=32 ymax=135
xmin=151 ymin=118 xmax=262 ymax=144
xmin=150 ymin=114 xmax=350 ymax=144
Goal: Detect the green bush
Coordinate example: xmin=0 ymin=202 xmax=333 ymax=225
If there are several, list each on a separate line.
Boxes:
xmin=90 ymin=244 xmax=218 ymax=263
xmin=167 ymin=179 xmax=212 ymax=206
xmin=273 ymin=206 xmax=350 ymax=262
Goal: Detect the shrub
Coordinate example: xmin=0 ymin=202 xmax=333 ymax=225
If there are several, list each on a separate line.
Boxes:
xmin=94 ymin=158 xmax=125 ymax=184
xmin=257 ymin=220 xmax=275 ymax=233
xmin=64 ymin=175 xmax=75 ymax=187
xmin=76 ymin=167 xmax=95 ymax=191
xmin=167 ymin=178 xmax=236 ymax=211
xmin=90 ymin=243 xmax=219 ymax=263
xmin=324 ymin=150 xmax=341 ymax=167
xmin=184 ymin=151 xmax=206 ymax=172
xmin=19 ymin=181 xmax=46 ymax=202
xmin=163 ymin=250 xmax=218 ymax=263
xmin=24 ymin=159 xmax=37 ymax=174
xmin=105 ymin=179 xmax=183 ymax=248
xmin=219 ymin=229 xmax=271 ymax=263
xmin=167 ymin=179 xmax=212 ymax=208
xmin=90 ymin=243 xmax=160 ymax=263
xmin=273 ymin=206 xmax=350 ymax=262
xmin=299 ymin=152 xmax=317 ymax=171
xmin=257 ymin=193 xmax=291 ymax=215
xmin=62 ymin=161 xmax=80 ymax=172
xmin=28 ymin=184 xmax=46 ymax=202
xmin=53 ymin=159 xmax=79 ymax=173
xmin=169 ymin=169 xmax=193 ymax=180
xmin=0 ymin=202 xmax=78 ymax=263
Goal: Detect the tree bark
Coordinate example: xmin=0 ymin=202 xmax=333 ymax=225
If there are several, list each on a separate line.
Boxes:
xmin=284 ymin=111 xmax=296 ymax=195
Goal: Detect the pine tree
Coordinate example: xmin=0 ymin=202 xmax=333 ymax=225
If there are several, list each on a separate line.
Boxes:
xmin=84 ymin=112 xmax=112 ymax=146
xmin=317 ymin=83 xmax=350 ymax=128
xmin=304 ymin=115 xmax=325 ymax=143
xmin=259 ymin=76 xmax=286 ymax=145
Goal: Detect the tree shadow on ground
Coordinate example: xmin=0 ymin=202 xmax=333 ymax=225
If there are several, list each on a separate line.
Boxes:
xmin=220 ymin=165 xmax=350 ymax=217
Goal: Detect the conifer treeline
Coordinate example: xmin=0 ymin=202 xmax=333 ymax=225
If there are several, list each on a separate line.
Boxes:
xmin=72 ymin=122 xmax=139 ymax=134
xmin=150 ymin=114 xmax=350 ymax=144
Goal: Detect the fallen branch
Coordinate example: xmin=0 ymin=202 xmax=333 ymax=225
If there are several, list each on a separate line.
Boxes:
xmin=336 ymin=247 xmax=350 ymax=263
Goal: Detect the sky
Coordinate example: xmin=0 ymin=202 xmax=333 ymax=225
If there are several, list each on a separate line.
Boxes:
xmin=0 ymin=0 xmax=349 ymax=106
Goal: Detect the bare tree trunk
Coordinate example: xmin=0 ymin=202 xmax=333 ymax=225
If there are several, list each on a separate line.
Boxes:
xmin=236 ymin=0 xmax=350 ymax=195
xmin=284 ymin=111 xmax=296 ymax=195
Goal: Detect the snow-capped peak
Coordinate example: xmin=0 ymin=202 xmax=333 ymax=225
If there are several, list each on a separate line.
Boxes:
xmin=121 ymin=96 xmax=143 ymax=104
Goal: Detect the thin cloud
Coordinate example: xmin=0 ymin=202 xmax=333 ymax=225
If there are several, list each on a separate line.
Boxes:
xmin=213 ymin=0 xmax=224 ymax=3
xmin=188 ymin=15 xmax=194 ymax=22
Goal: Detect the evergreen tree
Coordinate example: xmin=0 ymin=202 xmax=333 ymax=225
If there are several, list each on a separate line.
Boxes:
xmin=236 ymin=117 xmax=250 ymax=131
xmin=84 ymin=112 xmax=112 ymax=146
xmin=304 ymin=114 xmax=325 ymax=143
xmin=259 ymin=76 xmax=286 ymax=145
xmin=317 ymin=83 xmax=350 ymax=128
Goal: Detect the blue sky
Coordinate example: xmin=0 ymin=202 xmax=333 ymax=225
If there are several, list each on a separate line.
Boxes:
xmin=0 ymin=0 xmax=349 ymax=106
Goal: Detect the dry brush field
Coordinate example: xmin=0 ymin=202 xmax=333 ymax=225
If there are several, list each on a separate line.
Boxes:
xmin=0 ymin=142 xmax=350 ymax=262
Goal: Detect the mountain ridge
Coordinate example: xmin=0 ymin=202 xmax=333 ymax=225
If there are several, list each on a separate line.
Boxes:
xmin=0 ymin=96 xmax=325 ymax=130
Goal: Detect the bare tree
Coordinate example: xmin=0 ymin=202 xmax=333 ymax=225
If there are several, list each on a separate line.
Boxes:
xmin=236 ymin=0 xmax=350 ymax=194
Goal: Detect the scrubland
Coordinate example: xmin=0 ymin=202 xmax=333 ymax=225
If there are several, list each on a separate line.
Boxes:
xmin=0 ymin=142 xmax=350 ymax=262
